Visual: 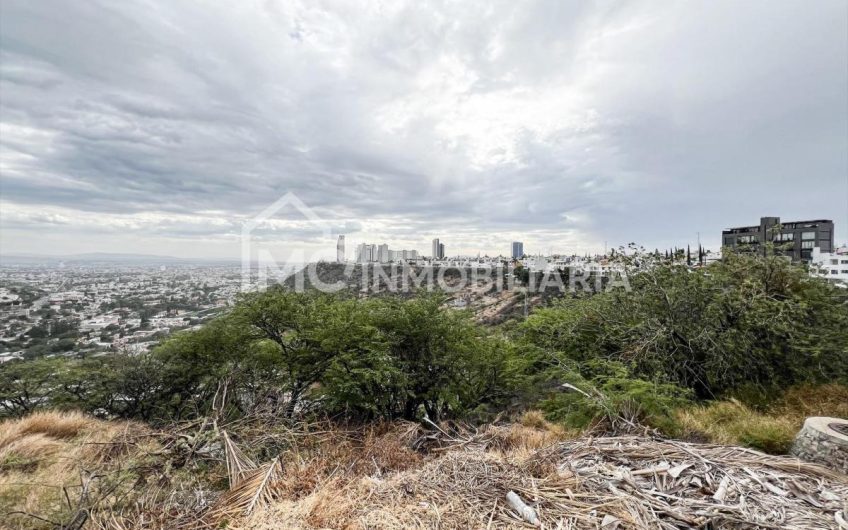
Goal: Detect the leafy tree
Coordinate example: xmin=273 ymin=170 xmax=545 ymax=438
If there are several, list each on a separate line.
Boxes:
xmin=233 ymin=288 xmax=388 ymax=418
xmin=152 ymin=315 xmax=257 ymax=419
xmin=370 ymin=293 xmax=509 ymax=420
xmin=518 ymin=250 xmax=848 ymax=401
xmin=0 ymin=358 xmax=64 ymax=417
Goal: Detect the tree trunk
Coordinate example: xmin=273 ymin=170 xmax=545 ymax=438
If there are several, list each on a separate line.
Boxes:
xmin=284 ymin=386 xmax=302 ymax=418
xmin=424 ymin=401 xmax=439 ymax=423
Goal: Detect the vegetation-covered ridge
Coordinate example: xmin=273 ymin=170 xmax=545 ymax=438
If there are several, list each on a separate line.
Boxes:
xmin=1 ymin=250 xmax=847 ymax=528
xmin=2 ymin=250 xmax=846 ymax=434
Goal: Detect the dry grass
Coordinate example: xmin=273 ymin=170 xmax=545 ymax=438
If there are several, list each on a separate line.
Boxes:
xmin=209 ymin=396 xmax=848 ymax=529
xmin=0 ymin=411 xmax=157 ymax=530
xmin=16 ymin=410 xmax=97 ymax=440
xmin=676 ymin=383 xmax=848 ymax=454
xmin=239 ymin=433 xmax=847 ymax=530
xmin=477 ymin=421 xmax=573 ymax=461
xmin=4 ymin=387 xmax=845 ymax=530
xmin=776 ymin=383 xmax=848 ymax=421
xmin=169 ymin=416 xmax=574 ymax=530
xmin=676 ymin=399 xmax=797 ymax=453
xmin=182 ymin=421 xmax=429 ymax=529
xmin=193 ymin=410 xmax=845 ymax=530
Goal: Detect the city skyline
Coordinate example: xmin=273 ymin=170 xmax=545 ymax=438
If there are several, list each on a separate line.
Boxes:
xmin=1 ymin=1 xmax=847 ymax=259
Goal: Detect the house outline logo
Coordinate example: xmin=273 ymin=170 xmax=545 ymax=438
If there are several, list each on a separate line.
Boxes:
xmin=240 ymin=191 xmax=333 ymax=291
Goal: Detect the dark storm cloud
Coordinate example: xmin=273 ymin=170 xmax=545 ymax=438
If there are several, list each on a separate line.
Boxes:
xmin=1 ymin=0 xmax=846 ymax=256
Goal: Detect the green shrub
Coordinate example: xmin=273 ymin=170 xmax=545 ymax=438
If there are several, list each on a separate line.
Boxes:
xmin=737 ymin=424 xmax=794 ymax=454
xmin=540 ymin=360 xmax=692 ymax=433
xmin=518 ymin=251 xmax=848 ymax=403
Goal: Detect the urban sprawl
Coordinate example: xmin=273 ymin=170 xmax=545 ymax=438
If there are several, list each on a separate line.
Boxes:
xmin=1 ymin=216 xmax=845 ymax=365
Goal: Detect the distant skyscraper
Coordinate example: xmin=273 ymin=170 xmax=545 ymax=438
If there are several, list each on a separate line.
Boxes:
xmin=439 ymin=242 xmax=445 ymax=259
xmin=511 ymin=241 xmax=524 ymax=259
xmin=337 ymin=235 xmax=345 ymax=262
xmin=355 ymin=242 xmax=418 ymax=263
xmin=432 ymin=238 xmax=440 ymax=259
xmin=356 ymin=242 xmax=374 ymax=262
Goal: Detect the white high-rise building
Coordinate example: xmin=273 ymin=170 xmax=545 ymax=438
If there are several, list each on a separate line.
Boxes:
xmin=355 ymin=243 xmax=372 ymax=263
xmin=336 ymin=235 xmax=345 ymax=262
xmin=432 ymin=239 xmax=446 ymax=259
xmin=355 ymin=242 xmax=421 ymax=263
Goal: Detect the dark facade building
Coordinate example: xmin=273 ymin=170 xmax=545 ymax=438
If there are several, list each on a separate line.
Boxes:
xmin=722 ymin=216 xmax=834 ymax=262
xmin=511 ymin=241 xmax=524 ymax=259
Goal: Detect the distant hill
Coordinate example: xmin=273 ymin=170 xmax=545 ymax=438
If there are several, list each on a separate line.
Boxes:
xmin=282 ymin=262 xmax=537 ymax=324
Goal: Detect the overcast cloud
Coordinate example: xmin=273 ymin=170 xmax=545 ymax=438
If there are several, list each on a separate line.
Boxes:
xmin=1 ymin=0 xmax=846 ymax=259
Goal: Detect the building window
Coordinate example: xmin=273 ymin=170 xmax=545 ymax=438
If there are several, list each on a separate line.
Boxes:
xmin=841 ymin=260 xmax=848 ymax=264
xmin=831 ymin=270 xmax=838 ymax=275
xmin=738 ymin=235 xmax=758 ymax=244
xmin=801 ymin=231 xmax=816 ymax=240
xmin=774 ymin=233 xmax=794 ymax=241
xmin=801 ymin=241 xmax=815 ymax=249
xmin=842 ymin=270 xmax=848 ymax=274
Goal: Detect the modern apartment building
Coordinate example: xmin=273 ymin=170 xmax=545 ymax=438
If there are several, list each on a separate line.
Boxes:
xmin=722 ymin=216 xmax=834 ymax=262
xmin=511 ymin=241 xmax=524 ymax=259
xmin=356 ymin=242 xmax=419 ymax=263
xmin=355 ymin=243 xmax=367 ymax=262
xmin=432 ymin=239 xmax=446 ymax=259
xmin=377 ymin=244 xmax=389 ymax=263
xmin=355 ymin=243 xmax=376 ymax=263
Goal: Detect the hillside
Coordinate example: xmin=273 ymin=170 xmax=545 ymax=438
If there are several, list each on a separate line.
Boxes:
xmin=1 ymin=411 xmax=847 ymax=529
xmin=281 ymin=262 xmax=559 ymax=324
xmin=2 ymin=253 xmax=847 ymax=529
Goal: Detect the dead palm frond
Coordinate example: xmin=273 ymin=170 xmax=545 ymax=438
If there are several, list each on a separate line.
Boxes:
xmin=199 ymin=456 xmax=283 ymax=526
xmin=221 ymin=430 xmax=257 ymax=488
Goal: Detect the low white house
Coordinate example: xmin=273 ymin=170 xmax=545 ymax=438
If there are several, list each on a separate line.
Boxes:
xmin=811 ymin=246 xmax=848 ymax=285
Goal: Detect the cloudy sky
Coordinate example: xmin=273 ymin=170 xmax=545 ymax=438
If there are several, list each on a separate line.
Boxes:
xmin=1 ymin=0 xmax=846 ymax=260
